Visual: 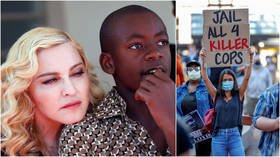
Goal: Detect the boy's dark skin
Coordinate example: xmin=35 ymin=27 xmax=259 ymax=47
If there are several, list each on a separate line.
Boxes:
xmin=99 ymin=6 xmax=175 ymax=155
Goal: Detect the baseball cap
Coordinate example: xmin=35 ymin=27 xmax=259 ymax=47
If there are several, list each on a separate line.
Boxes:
xmin=186 ymin=60 xmax=201 ymax=67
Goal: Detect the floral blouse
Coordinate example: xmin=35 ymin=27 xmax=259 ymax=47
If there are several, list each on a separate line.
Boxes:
xmin=59 ymin=88 xmax=170 ymax=156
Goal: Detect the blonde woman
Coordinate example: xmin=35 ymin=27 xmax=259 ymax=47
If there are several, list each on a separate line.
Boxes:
xmin=1 ymin=27 xmax=104 ymax=155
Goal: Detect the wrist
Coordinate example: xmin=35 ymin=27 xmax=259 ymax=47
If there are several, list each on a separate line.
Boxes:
xmin=201 ymin=72 xmax=207 ymax=78
xmin=248 ymin=62 xmax=253 ymax=67
xmin=201 ymin=63 xmax=206 ymax=69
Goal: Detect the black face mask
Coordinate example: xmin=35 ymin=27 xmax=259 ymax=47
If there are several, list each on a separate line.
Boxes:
xmin=255 ymin=60 xmax=261 ymax=65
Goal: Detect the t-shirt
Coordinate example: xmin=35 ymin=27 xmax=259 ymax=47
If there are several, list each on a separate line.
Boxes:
xmin=181 ymin=92 xmax=197 ymax=116
xmin=213 ymin=93 xmax=243 ymax=135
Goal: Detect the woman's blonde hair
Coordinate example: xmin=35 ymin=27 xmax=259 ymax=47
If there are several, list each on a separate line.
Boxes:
xmin=1 ymin=27 xmax=104 ymax=155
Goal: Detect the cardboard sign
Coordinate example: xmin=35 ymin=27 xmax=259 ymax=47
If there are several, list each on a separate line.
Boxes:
xmin=203 ymin=9 xmax=248 ymax=25
xmin=183 ymin=110 xmax=212 ymax=143
xmin=202 ymin=9 xmax=250 ymax=67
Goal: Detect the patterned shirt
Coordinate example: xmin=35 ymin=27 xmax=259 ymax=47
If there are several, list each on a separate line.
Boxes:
xmin=59 ymin=88 xmax=169 ymax=156
xmin=253 ymin=83 xmax=279 ymax=156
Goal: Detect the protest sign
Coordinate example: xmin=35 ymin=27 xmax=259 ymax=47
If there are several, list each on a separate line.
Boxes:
xmin=202 ymin=9 xmax=250 ymax=67
xmin=182 ymin=110 xmax=212 ymax=143
xmin=203 ymin=9 xmax=248 ymax=25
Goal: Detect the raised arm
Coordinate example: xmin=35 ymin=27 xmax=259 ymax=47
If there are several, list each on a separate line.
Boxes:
xmin=199 ymin=48 xmax=217 ymax=101
xmin=239 ymin=48 xmax=254 ymax=100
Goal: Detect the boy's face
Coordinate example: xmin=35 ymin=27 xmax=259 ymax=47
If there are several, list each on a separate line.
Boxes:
xmin=109 ymin=12 xmax=171 ymax=92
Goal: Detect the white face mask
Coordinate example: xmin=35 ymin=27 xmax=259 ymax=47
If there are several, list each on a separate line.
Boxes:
xmin=188 ymin=70 xmax=201 ymax=80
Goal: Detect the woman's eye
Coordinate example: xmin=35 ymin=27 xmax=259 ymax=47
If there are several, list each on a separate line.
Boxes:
xmin=157 ymin=40 xmax=169 ymax=46
xmin=223 ymin=79 xmax=233 ymax=82
xmin=42 ymin=78 xmax=58 ymax=85
xmin=129 ymin=43 xmax=143 ymax=50
xmin=72 ymin=70 xmax=84 ymax=77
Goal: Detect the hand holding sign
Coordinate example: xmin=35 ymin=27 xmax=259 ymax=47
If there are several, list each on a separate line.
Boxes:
xmin=199 ymin=48 xmax=207 ymax=67
xmin=243 ymin=48 xmax=254 ymax=72
xmin=248 ymin=47 xmax=254 ymax=63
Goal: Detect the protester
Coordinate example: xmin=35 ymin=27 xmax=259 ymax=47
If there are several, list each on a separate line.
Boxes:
xmin=253 ymin=83 xmax=279 ymax=156
xmin=266 ymin=56 xmax=277 ymax=83
xmin=200 ymin=48 xmax=253 ymax=156
xmin=244 ymin=53 xmax=272 ymax=116
xmin=177 ymin=60 xmax=213 ymax=156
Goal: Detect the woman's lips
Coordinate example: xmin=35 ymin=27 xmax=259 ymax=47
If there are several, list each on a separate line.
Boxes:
xmin=61 ymin=101 xmax=81 ymax=109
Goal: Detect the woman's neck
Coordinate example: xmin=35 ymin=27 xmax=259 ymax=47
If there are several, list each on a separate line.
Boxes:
xmin=189 ymin=79 xmax=200 ymax=85
xmin=224 ymin=91 xmax=232 ymax=99
xmin=35 ymin=111 xmax=63 ymax=155
xmin=187 ymin=79 xmax=200 ymax=93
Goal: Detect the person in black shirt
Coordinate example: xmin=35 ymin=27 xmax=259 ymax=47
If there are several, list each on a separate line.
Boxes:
xmin=200 ymin=48 xmax=253 ymax=156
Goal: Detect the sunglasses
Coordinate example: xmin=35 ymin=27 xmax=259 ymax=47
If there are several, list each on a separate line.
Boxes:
xmin=187 ymin=67 xmax=200 ymax=72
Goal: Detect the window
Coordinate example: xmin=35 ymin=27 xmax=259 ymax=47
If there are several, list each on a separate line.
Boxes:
xmin=1 ymin=1 xmax=46 ymax=63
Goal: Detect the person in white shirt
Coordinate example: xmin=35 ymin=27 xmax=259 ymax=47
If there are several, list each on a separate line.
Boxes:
xmin=244 ymin=54 xmax=272 ymax=116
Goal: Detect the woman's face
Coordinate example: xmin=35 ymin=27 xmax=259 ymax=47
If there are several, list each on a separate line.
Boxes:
xmin=222 ymin=73 xmax=234 ymax=82
xmin=187 ymin=64 xmax=201 ymax=80
xmin=28 ymin=42 xmax=90 ymax=124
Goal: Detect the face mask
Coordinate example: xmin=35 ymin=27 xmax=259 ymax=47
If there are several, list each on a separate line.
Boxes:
xmin=188 ymin=70 xmax=201 ymax=80
xmin=222 ymin=81 xmax=234 ymax=91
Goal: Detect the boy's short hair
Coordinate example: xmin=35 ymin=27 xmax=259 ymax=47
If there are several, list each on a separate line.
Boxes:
xmin=99 ymin=5 xmax=166 ymax=52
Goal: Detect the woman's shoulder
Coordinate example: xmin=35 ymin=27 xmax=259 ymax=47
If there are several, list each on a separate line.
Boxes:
xmin=196 ymin=82 xmax=209 ymax=93
xmin=177 ymin=82 xmax=187 ymax=92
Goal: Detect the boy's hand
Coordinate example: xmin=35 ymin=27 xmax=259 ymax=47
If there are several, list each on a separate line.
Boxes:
xmin=135 ymin=69 xmax=175 ymax=154
xmin=135 ymin=69 xmax=175 ymax=129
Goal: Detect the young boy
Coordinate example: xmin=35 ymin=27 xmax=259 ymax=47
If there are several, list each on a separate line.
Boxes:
xmin=59 ymin=5 xmax=175 ymax=156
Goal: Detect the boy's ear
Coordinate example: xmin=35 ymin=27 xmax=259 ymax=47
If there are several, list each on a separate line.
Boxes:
xmin=99 ymin=52 xmax=115 ymax=74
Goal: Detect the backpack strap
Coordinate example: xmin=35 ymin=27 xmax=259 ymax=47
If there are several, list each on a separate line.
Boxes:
xmin=212 ymin=93 xmax=218 ymax=135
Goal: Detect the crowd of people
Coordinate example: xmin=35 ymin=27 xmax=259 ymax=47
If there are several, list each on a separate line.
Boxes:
xmin=176 ymin=45 xmax=279 ymax=156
